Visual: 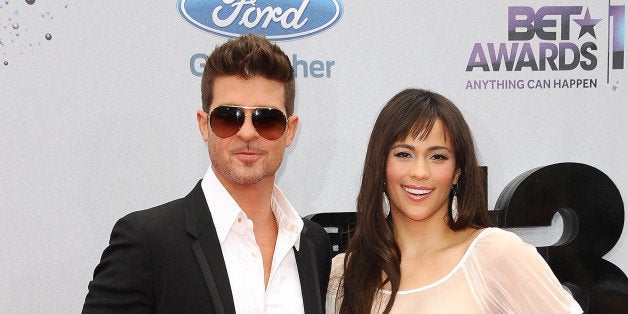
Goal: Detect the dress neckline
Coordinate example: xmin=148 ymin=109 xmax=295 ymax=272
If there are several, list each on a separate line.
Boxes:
xmin=379 ymin=227 xmax=493 ymax=295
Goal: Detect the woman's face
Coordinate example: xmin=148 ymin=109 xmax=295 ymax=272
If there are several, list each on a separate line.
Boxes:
xmin=385 ymin=119 xmax=460 ymax=224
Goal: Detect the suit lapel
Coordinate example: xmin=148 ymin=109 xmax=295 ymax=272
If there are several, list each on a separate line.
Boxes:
xmin=295 ymin=224 xmax=324 ymax=314
xmin=185 ymin=181 xmax=235 ymax=314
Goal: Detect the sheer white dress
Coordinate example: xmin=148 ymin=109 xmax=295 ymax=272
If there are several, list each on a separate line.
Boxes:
xmin=326 ymin=228 xmax=582 ymax=313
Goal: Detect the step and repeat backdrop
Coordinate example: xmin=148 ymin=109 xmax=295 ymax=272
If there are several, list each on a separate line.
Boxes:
xmin=1 ymin=0 xmax=626 ymax=312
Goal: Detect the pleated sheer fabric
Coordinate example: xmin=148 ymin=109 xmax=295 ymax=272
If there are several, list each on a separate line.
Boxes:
xmin=326 ymin=228 xmax=582 ymax=314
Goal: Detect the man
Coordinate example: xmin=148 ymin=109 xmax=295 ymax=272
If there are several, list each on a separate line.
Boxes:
xmin=82 ymin=34 xmax=331 ymax=314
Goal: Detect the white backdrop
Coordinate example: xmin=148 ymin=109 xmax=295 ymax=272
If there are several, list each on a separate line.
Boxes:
xmin=1 ymin=1 xmax=626 ymax=312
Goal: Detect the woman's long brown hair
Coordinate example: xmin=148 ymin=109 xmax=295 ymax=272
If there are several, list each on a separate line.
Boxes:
xmin=338 ymin=89 xmax=493 ymax=313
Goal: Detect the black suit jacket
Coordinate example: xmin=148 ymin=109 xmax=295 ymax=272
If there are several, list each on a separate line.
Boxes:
xmin=83 ymin=181 xmax=331 ymax=314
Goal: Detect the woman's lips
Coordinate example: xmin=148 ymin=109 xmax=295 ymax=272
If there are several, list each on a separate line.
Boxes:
xmin=403 ymin=186 xmax=433 ymax=200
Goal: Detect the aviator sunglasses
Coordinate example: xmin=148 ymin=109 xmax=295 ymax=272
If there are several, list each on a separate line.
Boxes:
xmin=208 ymin=105 xmax=288 ymax=140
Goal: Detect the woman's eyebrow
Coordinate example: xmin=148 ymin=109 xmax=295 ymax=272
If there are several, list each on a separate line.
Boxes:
xmin=427 ymin=145 xmax=453 ymax=153
xmin=391 ymin=144 xmax=452 ymax=153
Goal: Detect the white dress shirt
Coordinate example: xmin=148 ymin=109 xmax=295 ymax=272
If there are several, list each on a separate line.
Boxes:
xmin=201 ymin=166 xmax=305 ymax=314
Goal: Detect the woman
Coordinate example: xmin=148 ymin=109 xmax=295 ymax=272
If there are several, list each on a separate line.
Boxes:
xmin=326 ymin=89 xmax=582 ymax=313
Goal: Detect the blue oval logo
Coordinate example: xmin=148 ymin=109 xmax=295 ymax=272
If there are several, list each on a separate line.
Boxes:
xmin=178 ymin=0 xmax=343 ymax=40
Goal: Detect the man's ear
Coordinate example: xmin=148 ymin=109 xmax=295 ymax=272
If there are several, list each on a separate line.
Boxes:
xmin=284 ymin=114 xmax=299 ymax=147
xmin=197 ymin=110 xmax=209 ymax=142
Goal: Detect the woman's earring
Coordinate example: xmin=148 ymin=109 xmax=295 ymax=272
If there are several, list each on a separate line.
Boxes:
xmin=450 ymin=184 xmax=459 ymax=223
xmin=383 ymin=193 xmax=391 ymax=217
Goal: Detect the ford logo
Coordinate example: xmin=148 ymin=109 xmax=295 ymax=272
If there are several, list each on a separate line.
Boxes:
xmin=178 ymin=0 xmax=343 ymax=40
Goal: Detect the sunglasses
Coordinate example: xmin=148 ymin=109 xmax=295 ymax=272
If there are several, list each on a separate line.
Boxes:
xmin=208 ymin=105 xmax=288 ymax=140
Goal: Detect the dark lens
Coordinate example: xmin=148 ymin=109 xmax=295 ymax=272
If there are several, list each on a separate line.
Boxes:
xmin=209 ymin=106 xmax=244 ymax=138
xmin=252 ymin=108 xmax=287 ymax=140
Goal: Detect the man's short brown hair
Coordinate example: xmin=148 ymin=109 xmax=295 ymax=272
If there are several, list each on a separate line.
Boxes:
xmin=201 ymin=33 xmax=296 ymax=116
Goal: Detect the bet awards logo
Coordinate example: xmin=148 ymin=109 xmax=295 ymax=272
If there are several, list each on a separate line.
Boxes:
xmin=465 ymin=4 xmax=625 ymax=90
xmin=177 ymin=0 xmax=343 ymax=40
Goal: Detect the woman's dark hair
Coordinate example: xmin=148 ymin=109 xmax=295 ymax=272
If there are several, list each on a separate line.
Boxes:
xmin=338 ymin=88 xmax=493 ymax=313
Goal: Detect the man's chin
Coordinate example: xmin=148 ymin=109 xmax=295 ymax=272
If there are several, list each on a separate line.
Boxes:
xmin=211 ymin=160 xmax=277 ymax=186
xmin=226 ymin=168 xmax=274 ymax=186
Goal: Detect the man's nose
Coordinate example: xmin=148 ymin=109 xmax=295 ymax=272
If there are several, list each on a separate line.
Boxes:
xmin=236 ymin=113 xmax=259 ymax=141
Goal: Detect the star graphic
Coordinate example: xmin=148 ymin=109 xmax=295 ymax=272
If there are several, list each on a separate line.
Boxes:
xmin=574 ymin=8 xmax=602 ymax=39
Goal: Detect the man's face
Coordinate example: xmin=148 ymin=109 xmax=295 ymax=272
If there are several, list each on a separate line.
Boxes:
xmin=197 ymin=75 xmax=298 ymax=188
